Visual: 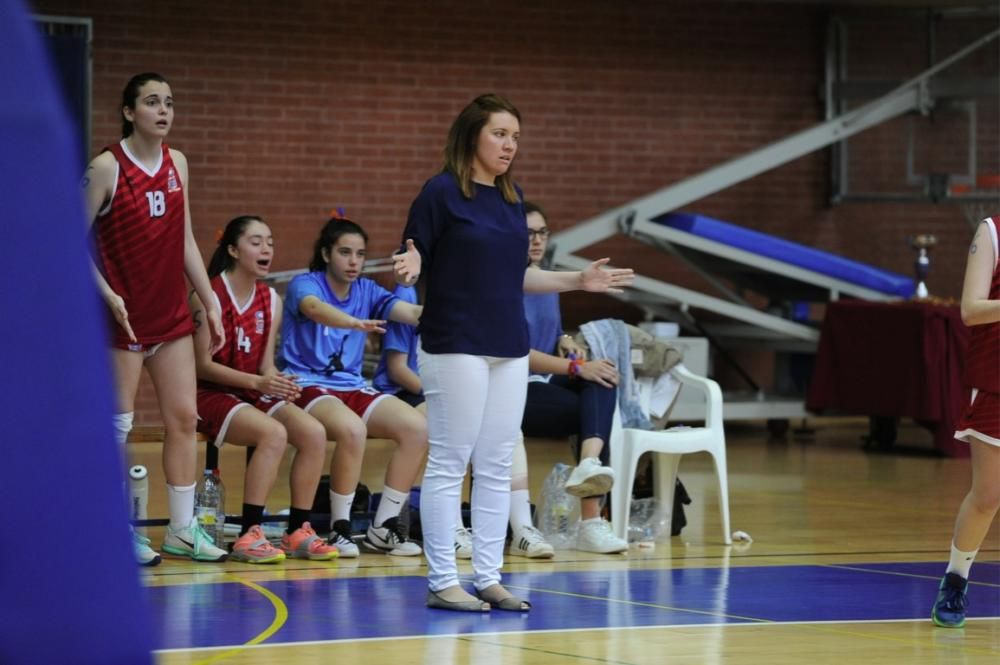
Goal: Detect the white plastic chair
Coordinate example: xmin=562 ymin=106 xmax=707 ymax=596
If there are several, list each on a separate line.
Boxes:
xmin=609 ymin=363 xmax=731 ymax=544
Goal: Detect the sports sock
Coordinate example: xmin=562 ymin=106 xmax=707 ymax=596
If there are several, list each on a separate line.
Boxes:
xmin=288 ymin=507 xmax=311 ymax=534
xmin=241 ymin=503 xmax=265 ymax=537
xmin=166 ymin=482 xmax=196 ymax=531
xmin=329 ymin=490 xmax=355 ymax=525
xmin=374 ymin=485 xmax=409 ymax=527
xmin=946 ymin=541 xmax=978 ymax=580
xmin=509 ymin=489 xmax=534 ymax=533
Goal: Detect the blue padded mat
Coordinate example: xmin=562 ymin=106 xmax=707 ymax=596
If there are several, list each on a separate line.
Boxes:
xmin=655 ymin=213 xmax=915 ymax=298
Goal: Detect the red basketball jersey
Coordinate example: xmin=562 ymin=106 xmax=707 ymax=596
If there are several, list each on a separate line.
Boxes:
xmin=94 ymin=141 xmax=194 ymax=347
xmin=198 ymin=274 xmax=274 ymax=400
xmin=965 ymin=217 xmax=1000 ymax=394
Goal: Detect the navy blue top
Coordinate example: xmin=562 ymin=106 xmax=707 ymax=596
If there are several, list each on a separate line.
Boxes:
xmin=402 ymin=172 xmax=529 ymax=357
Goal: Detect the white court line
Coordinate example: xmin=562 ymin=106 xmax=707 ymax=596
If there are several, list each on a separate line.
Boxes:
xmin=154 ymin=616 xmax=1000 ymax=655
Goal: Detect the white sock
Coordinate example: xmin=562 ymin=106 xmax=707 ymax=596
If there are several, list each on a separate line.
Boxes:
xmin=329 ymin=490 xmax=355 ymax=525
xmin=509 ymin=489 xmax=533 ymax=532
xmin=113 ymin=412 xmax=134 ymax=459
xmin=167 ymin=482 xmax=197 ymax=530
xmin=512 ymin=433 xmax=528 ymax=478
xmin=374 ymin=485 xmax=409 ymax=527
xmin=946 ymin=542 xmax=978 ymax=580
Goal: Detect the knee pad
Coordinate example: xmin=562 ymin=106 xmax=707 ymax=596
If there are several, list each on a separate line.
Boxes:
xmin=113 ymin=412 xmax=134 ymax=447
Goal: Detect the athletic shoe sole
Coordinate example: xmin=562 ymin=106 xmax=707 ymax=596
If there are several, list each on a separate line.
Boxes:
xmin=564 ymin=469 xmax=614 ymax=498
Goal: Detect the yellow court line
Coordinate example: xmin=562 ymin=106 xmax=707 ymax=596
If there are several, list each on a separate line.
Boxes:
xmin=191 ymin=574 xmax=288 ymax=665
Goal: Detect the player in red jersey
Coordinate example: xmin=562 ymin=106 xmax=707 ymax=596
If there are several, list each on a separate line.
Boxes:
xmin=83 ymin=73 xmax=227 ymax=565
xmin=191 ymin=215 xmax=382 ymax=563
xmin=932 ymin=215 xmax=1000 ymax=628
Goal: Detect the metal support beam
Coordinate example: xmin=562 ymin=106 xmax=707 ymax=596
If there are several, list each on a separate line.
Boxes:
xmin=553 ymin=27 xmax=999 ymax=257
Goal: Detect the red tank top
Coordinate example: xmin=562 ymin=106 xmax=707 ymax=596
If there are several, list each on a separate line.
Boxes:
xmin=965 ymin=217 xmax=1000 ymax=393
xmin=94 ymin=141 xmax=194 ymax=347
xmin=199 ymin=274 xmax=273 ymax=400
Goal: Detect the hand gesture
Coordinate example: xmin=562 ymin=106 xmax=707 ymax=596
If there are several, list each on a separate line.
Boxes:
xmin=580 ymin=258 xmax=634 ymax=294
xmin=104 ymin=290 xmax=137 ymax=343
xmin=256 ymin=372 xmax=301 ymax=401
xmin=577 ymin=359 xmax=619 ymax=388
xmin=393 ymin=239 xmax=421 ymax=286
xmin=353 ymin=318 xmax=387 ymax=334
xmin=206 ymin=307 xmax=226 ymax=355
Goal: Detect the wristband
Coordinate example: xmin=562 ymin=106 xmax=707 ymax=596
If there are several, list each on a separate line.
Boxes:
xmin=568 ymin=358 xmax=584 ymax=378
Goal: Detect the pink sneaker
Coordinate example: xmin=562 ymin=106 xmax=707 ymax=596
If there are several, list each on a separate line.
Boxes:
xmin=281 ymin=522 xmax=339 ymax=561
xmin=230 ymin=525 xmax=285 ymax=564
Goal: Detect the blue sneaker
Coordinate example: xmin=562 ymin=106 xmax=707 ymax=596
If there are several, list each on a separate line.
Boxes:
xmin=932 ymin=573 xmax=968 ymax=628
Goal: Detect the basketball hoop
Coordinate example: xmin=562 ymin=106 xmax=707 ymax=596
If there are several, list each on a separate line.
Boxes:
xmin=950 ymin=174 xmax=1000 ymax=229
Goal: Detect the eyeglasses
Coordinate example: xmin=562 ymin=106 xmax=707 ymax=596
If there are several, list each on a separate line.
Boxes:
xmin=528 ymin=228 xmax=550 ymax=239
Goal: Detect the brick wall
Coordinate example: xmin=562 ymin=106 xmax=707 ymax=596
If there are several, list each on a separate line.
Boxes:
xmin=32 ymin=0 xmax=998 ymax=425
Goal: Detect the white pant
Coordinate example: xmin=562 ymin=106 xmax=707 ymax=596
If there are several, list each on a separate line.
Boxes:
xmin=418 ymin=350 xmax=528 ymax=592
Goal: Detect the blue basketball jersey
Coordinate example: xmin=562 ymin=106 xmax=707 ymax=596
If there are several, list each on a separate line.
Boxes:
xmin=279 ymin=272 xmax=399 ymax=390
xmin=524 ymin=289 xmax=562 ymax=381
xmin=372 ymin=285 xmax=419 ymax=393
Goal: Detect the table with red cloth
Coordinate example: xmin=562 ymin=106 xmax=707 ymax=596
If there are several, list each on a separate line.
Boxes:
xmin=806 ymin=300 xmax=970 ymax=457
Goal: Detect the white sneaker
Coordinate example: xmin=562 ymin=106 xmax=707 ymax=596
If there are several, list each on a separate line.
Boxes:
xmin=365 ymin=516 xmax=422 ymax=556
xmin=132 ymin=526 xmax=161 ymax=567
xmin=454 ymin=526 xmax=473 ymax=559
xmin=327 ymin=519 xmax=360 ymax=558
xmin=509 ymin=525 xmax=555 ymax=559
xmin=162 ymin=518 xmax=228 ymax=562
xmin=564 ymin=458 xmax=614 ymax=498
xmin=576 ymin=518 xmax=628 ymax=554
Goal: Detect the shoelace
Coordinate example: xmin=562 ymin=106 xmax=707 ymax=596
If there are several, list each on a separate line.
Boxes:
xmin=941 ymin=587 xmax=968 ymax=611
xmin=330 ymin=521 xmax=354 ymax=545
xmin=190 ymin=522 xmax=211 ymax=552
xmin=387 ymin=517 xmax=409 ymax=544
xmin=331 ymin=531 xmax=353 ymax=545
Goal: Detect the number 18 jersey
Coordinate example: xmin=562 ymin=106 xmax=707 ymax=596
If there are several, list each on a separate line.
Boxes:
xmin=93 ymin=140 xmax=194 ymax=348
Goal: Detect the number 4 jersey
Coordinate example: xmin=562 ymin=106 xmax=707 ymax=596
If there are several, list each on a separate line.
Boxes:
xmin=198 ymin=273 xmax=276 ymax=401
xmin=93 ymin=140 xmax=194 ymax=349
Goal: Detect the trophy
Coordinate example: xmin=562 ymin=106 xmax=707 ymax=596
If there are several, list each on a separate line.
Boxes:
xmin=909 ymin=234 xmax=937 ymax=299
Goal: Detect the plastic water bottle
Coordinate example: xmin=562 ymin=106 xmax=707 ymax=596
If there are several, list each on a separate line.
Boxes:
xmin=539 ymin=463 xmax=579 ymax=549
xmin=128 ymin=465 xmax=148 ymax=532
xmin=195 ymin=469 xmax=226 ymax=548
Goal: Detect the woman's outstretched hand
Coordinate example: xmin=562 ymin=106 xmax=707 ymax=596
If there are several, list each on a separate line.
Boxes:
xmin=393 ymin=239 xmax=421 ymax=286
xmin=352 ymin=318 xmax=387 ymax=334
xmin=580 ymin=258 xmax=634 ymax=294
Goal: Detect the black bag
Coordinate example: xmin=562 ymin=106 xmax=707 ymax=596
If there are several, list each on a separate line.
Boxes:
xmin=671 ymin=478 xmax=691 ymax=536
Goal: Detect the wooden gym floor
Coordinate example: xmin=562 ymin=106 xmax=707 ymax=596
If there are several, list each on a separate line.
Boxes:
xmin=127 ymin=418 xmax=999 ymax=664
